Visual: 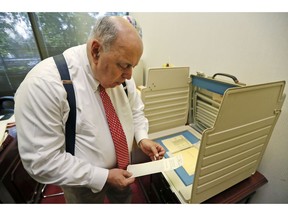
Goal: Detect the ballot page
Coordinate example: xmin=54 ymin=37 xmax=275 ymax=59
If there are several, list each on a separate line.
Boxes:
xmin=160 ymin=133 xmax=198 ymax=175
xmin=162 ymin=135 xmax=192 ymax=153
xmin=152 ymin=130 xmax=200 ymax=186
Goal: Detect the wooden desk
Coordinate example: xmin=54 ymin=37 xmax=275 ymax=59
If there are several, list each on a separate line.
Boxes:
xmin=139 ymin=171 xmax=268 ymax=204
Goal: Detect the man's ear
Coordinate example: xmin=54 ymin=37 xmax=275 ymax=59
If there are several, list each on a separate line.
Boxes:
xmin=91 ymin=40 xmax=101 ymax=60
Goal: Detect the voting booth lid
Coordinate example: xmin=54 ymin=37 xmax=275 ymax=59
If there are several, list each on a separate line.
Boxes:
xmin=139 ymin=67 xmax=286 ymax=203
xmin=140 ymin=67 xmax=190 ymax=133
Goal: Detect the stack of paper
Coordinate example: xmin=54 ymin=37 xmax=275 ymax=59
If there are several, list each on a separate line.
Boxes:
xmin=0 ymin=122 xmax=8 ymax=144
xmin=0 ymin=114 xmax=15 ymax=151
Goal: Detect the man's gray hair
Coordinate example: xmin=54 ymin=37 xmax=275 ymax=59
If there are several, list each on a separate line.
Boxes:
xmin=88 ymin=16 xmax=118 ymax=52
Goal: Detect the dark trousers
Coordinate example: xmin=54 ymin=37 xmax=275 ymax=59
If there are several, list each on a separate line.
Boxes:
xmin=61 ymin=184 xmax=132 ymax=203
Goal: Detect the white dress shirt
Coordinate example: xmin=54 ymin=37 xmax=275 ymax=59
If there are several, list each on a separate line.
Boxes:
xmin=14 ymin=44 xmax=149 ymax=192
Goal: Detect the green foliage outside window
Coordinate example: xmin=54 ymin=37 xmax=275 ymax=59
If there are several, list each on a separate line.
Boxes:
xmin=0 ymin=12 xmax=127 ymax=96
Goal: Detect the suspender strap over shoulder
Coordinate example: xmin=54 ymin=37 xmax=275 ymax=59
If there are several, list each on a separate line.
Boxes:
xmin=53 ymin=54 xmax=76 ymax=155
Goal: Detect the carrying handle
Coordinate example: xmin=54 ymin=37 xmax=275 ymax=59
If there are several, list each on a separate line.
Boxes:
xmin=212 ymin=73 xmax=239 ymax=84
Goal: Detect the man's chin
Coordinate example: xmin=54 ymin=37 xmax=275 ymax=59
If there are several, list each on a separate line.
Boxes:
xmin=104 ymin=81 xmax=124 ymax=88
xmin=110 ymin=82 xmax=121 ymax=88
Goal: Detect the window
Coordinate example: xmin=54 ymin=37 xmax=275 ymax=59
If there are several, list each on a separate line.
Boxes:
xmin=0 ymin=12 xmax=128 ymax=96
xmin=0 ymin=12 xmax=40 ymax=96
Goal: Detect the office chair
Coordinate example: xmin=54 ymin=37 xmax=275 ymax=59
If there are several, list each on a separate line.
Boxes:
xmin=0 ymin=96 xmax=15 ymax=119
xmin=41 ymin=184 xmax=64 ymax=199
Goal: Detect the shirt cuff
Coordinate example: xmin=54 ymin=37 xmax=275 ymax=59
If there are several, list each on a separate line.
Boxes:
xmin=134 ymin=129 xmax=149 ymax=147
xmin=90 ymin=167 xmax=109 ymax=193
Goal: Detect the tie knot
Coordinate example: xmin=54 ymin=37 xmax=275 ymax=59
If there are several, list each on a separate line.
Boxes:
xmin=99 ymin=85 xmax=105 ymax=92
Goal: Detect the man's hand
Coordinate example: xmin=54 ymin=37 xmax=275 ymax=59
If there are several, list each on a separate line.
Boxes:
xmin=107 ymin=169 xmax=135 ymax=190
xmin=139 ymin=138 xmax=166 ymax=161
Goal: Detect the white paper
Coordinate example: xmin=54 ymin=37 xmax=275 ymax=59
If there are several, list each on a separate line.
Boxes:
xmin=162 ymin=135 xmax=192 ymax=153
xmin=127 ymin=155 xmax=183 ymax=178
xmin=0 ymin=122 xmax=7 ymax=144
xmin=0 ymin=114 xmax=15 ymax=144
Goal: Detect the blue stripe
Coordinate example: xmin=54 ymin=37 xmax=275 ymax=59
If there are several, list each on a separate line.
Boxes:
xmin=191 ymin=75 xmax=237 ymax=95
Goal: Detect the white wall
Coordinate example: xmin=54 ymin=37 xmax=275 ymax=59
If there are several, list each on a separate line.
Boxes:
xmin=131 ymin=12 xmax=288 ymax=203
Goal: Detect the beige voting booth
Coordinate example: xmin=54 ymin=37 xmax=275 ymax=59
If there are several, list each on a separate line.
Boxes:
xmin=136 ymin=67 xmax=286 ymax=203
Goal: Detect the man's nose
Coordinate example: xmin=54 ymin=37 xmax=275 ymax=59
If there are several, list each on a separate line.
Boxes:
xmin=122 ymin=68 xmax=133 ymax=80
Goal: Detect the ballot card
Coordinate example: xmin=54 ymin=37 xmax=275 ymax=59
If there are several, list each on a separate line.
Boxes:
xmin=127 ymin=155 xmax=183 ymax=178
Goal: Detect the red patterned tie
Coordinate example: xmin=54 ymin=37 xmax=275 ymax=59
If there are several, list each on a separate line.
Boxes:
xmin=99 ymin=85 xmax=129 ymax=169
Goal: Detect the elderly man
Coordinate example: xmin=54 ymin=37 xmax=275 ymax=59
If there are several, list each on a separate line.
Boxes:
xmin=15 ymin=16 xmax=165 ymax=203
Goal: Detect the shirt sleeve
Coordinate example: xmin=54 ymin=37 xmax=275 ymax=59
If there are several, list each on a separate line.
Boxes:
xmin=14 ymin=74 xmax=108 ymax=192
xmin=126 ymin=78 xmax=149 ymax=144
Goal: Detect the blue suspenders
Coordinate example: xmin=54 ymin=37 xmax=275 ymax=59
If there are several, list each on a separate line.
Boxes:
xmin=53 ymin=54 xmax=76 ymax=155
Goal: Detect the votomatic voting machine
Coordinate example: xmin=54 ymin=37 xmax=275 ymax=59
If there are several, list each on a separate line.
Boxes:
xmin=135 ymin=67 xmax=286 ymax=203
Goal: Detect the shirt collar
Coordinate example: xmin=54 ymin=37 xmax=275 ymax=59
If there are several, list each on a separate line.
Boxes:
xmin=82 ymin=44 xmax=100 ymax=93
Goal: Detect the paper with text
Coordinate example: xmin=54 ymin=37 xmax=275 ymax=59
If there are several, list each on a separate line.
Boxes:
xmin=173 ymin=146 xmax=199 ymax=175
xmin=127 ymin=155 xmax=183 ymax=178
xmin=162 ymin=135 xmax=192 ymax=153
